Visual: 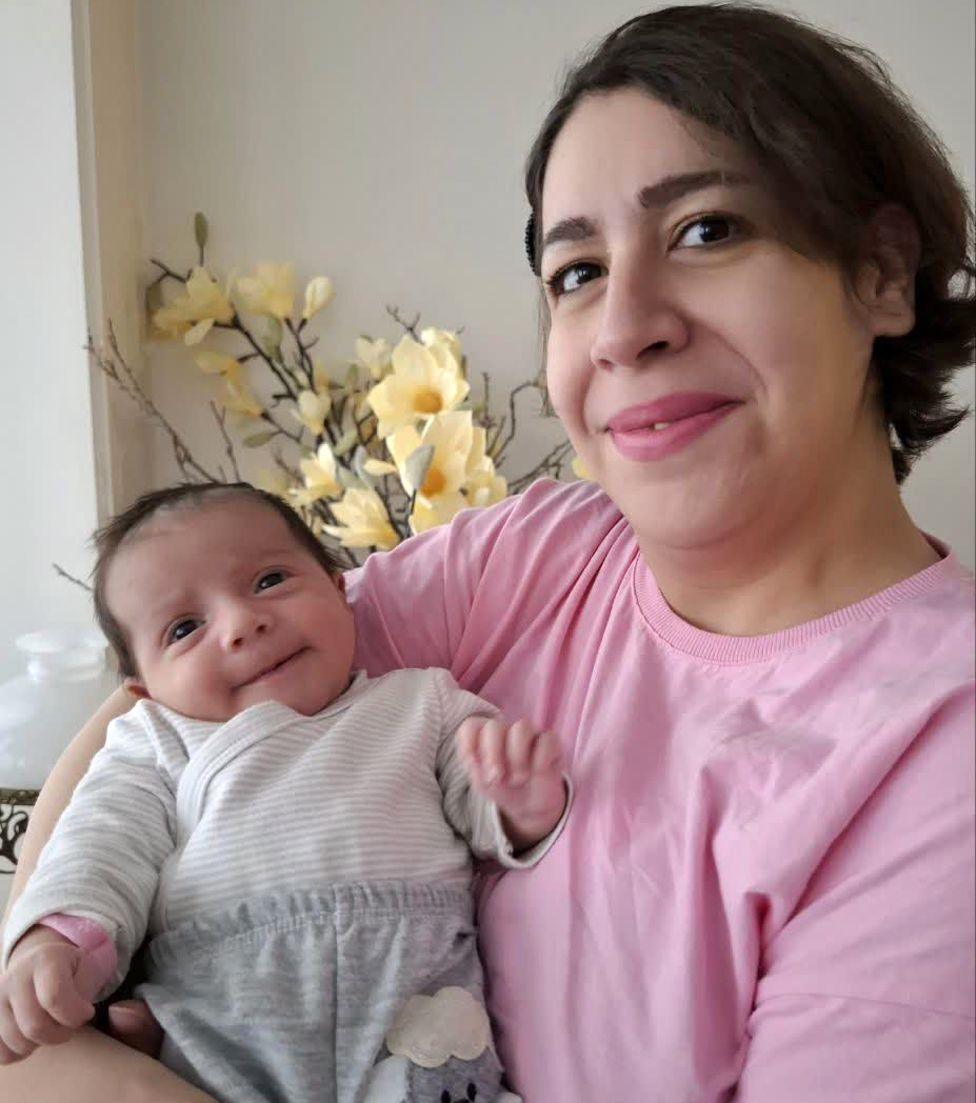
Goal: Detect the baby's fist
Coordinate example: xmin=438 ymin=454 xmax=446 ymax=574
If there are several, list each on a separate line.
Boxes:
xmin=456 ymin=717 xmax=566 ymax=849
xmin=0 ymin=928 xmax=98 ymax=1065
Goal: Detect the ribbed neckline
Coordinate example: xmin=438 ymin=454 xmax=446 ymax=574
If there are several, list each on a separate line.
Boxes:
xmin=632 ymin=538 xmax=973 ymax=665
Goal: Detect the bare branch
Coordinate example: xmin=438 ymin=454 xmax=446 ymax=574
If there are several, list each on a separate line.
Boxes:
xmin=52 ymin=563 xmax=92 ymax=593
xmin=209 ymin=402 xmax=242 ymax=481
xmin=89 ymin=324 xmax=220 ymax=483
xmin=386 ymin=305 xmax=421 ymax=340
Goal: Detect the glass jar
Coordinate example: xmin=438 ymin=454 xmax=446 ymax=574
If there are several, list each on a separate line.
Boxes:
xmin=0 ymin=628 xmax=119 ymax=913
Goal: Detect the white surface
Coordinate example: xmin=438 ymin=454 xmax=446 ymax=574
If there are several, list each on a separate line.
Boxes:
xmin=136 ymin=0 xmax=974 ymax=566
xmin=0 ymin=1 xmax=100 ymax=681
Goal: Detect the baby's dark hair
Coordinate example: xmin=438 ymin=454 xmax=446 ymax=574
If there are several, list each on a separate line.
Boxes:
xmin=92 ymin=482 xmax=344 ymax=677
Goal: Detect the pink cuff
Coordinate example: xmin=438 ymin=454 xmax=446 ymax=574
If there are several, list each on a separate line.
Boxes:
xmin=37 ymin=915 xmax=118 ymax=993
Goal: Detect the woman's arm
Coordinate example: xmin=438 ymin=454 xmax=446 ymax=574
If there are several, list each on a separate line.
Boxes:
xmin=735 ymin=690 xmax=975 ymax=1100
xmin=0 ymin=1027 xmax=216 ymax=1103
xmin=1 ymin=687 xmax=131 ymax=929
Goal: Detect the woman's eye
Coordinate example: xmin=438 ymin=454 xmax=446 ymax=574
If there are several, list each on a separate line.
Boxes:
xmin=168 ymin=619 xmax=199 ymax=644
xmin=256 ymin=570 xmax=287 ymax=591
xmin=674 ymin=215 xmax=740 ymax=248
xmin=545 ymin=261 xmax=604 ymax=298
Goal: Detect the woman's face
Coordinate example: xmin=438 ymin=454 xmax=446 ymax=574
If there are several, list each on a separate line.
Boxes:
xmin=540 ymin=89 xmax=895 ymax=553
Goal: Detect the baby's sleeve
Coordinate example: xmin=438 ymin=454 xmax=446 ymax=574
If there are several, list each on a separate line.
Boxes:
xmin=430 ymin=669 xmax=569 ymax=870
xmin=1 ymin=705 xmax=178 ymax=998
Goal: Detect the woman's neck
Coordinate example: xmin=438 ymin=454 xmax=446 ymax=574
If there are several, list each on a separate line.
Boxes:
xmin=638 ymin=454 xmax=941 ymax=638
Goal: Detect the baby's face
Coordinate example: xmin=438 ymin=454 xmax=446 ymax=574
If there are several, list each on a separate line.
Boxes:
xmin=105 ymin=499 xmax=356 ymax=721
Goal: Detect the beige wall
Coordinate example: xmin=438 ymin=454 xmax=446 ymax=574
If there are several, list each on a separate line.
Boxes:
xmin=136 ymin=0 xmax=975 ymax=564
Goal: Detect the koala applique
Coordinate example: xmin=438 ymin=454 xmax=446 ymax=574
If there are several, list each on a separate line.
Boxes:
xmin=361 ymin=987 xmax=522 ymax=1103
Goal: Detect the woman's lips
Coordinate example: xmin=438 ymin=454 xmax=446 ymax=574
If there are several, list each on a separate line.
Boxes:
xmin=606 ymin=394 xmax=741 ymax=462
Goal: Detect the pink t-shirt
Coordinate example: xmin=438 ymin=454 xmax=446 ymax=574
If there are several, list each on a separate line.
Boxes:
xmin=347 ymin=478 xmax=975 ymax=1102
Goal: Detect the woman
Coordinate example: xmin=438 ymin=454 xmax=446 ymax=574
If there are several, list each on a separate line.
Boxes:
xmin=3 ymin=4 xmax=973 ymax=1099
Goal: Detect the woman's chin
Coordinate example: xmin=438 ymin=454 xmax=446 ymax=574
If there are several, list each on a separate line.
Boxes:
xmin=603 ymin=460 xmax=761 ymax=552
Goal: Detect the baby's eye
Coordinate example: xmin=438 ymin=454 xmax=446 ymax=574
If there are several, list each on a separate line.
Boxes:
xmin=673 ymin=214 xmax=740 ymax=248
xmin=256 ymin=570 xmax=288 ymax=591
xmin=544 ymin=260 xmax=604 ymax=298
xmin=168 ymin=618 xmax=199 ymax=644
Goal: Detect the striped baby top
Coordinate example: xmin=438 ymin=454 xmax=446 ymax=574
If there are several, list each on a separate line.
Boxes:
xmin=1 ymin=667 xmax=565 ymax=994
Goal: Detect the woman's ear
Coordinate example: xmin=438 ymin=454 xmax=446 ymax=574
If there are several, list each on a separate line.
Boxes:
xmin=333 ymin=571 xmax=347 ymax=596
xmin=854 ymin=204 xmax=920 ymax=338
xmin=123 ymin=677 xmax=151 ymax=701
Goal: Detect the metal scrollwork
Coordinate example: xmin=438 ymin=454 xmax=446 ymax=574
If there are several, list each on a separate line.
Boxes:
xmin=0 ymin=789 xmax=38 ymax=874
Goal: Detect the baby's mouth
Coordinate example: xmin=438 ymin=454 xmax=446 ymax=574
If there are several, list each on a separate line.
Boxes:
xmin=239 ymin=647 xmax=307 ymax=687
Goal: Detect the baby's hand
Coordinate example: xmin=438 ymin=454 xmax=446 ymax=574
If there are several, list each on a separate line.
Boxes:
xmin=0 ymin=926 xmax=99 ymax=1065
xmin=456 ymin=717 xmax=567 ymax=851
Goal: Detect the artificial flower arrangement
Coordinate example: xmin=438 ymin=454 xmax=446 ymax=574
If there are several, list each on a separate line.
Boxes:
xmin=89 ymin=214 xmax=575 ymax=567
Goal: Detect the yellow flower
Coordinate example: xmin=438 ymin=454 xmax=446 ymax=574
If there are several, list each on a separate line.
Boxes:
xmin=302 ymin=276 xmax=334 ymax=321
xmin=387 ymin=410 xmax=472 ymax=503
xmin=362 ymin=458 xmax=397 ymax=477
xmin=292 ymin=389 xmax=331 ymax=436
xmin=254 ymin=469 xmax=291 ymax=499
xmin=152 ymin=267 xmax=234 ymax=344
xmin=221 ymin=377 xmax=263 ymax=420
xmin=409 ymin=492 xmax=468 ymax=535
xmin=355 ymin=337 xmax=393 ymax=381
xmin=288 ymin=487 xmax=327 ymax=509
xmin=312 ymin=359 xmax=330 ymax=393
xmin=236 ymin=263 xmax=296 ymax=320
xmin=193 ymin=350 xmax=239 ymax=376
xmin=298 ymin=441 xmax=341 ymax=499
xmin=367 ymin=335 xmax=470 ymax=438
xmin=464 ymin=426 xmax=507 ymax=507
xmin=420 ymin=327 xmax=463 ymax=376
xmin=322 ymin=487 xmax=399 ymax=550
xmin=571 ymin=454 xmax=591 ymax=480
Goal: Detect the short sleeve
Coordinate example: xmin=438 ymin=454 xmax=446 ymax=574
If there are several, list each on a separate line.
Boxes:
xmin=735 ymin=688 xmax=975 ymax=1100
xmin=345 ymin=493 xmax=525 ymax=676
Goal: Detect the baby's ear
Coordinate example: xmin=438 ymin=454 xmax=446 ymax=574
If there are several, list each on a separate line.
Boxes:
xmin=123 ymin=677 xmax=151 ymax=701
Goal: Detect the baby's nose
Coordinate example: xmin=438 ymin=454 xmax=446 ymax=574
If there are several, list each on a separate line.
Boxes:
xmin=223 ymin=606 xmax=271 ymax=649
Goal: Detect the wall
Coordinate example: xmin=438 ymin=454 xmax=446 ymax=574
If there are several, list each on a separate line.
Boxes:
xmin=0 ymin=1 xmax=99 ymax=681
xmin=135 ymin=0 xmax=975 ymax=566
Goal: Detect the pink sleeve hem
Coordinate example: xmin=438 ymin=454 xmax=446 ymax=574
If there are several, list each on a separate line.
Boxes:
xmin=37 ymin=914 xmax=118 ymax=992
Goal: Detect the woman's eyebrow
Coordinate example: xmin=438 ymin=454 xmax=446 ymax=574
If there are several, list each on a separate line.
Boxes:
xmin=541 ymin=215 xmax=596 ymax=254
xmin=638 ymin=169 xmax=752 ymax=209
xmin=541 ymin=169 xmax=753 ymax=257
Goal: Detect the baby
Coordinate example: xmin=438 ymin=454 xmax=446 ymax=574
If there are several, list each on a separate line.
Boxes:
xmin=0 ymin=483 xmax=569 ymax=1103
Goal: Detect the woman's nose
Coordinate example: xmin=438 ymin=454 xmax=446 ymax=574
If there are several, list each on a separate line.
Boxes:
xmin=221 ymin=603 xmax=271 ymax=650
xmin=589 ymin=262 xmax=690 ymax=371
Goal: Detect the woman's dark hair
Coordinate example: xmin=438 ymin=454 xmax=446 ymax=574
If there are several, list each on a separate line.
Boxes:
xmin=92 ymin=482 xmax=343 ymax=677
xmin=524 ymin=3 xmax=974 ymax=482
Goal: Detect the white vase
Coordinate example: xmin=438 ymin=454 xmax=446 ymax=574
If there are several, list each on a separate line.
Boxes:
xmin=0 ymin=628 xmax=119 ymax=913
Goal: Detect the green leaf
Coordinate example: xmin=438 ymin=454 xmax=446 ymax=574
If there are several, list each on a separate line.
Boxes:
xmin=242 ymin=430 xmax=277 ymax=448
xmin=404 ymin=444 xmax=434 ymax=494
xmin=352 ymin=446 xmax=372 ymax=486
xmin=344 ymin=364 xmax=360 ymax=392
xmin=333 ymin=428 xmax=359 ymax=457
xmin=194 ymin=212 xmax=209 ymax=252
xmin=265 ymin=317 xmax=283 ymax=351
xmin=337 ymin=465 xmax=361 ymax=489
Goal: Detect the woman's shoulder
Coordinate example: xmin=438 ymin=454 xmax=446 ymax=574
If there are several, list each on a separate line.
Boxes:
xmin=457 ymin=476 xmax=631 ymax=563
xmin=349 ymin=477 xmax=630 ymax=593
